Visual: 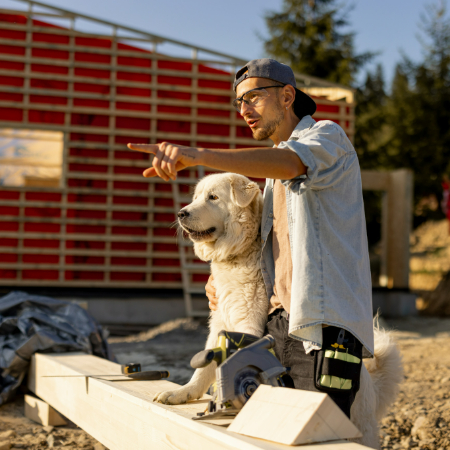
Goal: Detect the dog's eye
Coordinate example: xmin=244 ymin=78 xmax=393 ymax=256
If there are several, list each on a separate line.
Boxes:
xmin=209 ymin=194 xmax=218 ymax=201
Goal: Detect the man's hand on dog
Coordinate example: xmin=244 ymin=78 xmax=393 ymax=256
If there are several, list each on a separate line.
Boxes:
xmin=127 ymin=142 xmax=199 ymax=181
xmin=206 ymin=275 xmax=218 ymax=311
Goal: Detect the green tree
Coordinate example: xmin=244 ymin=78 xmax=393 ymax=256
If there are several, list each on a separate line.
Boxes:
xmin=384 ymin=2 xmax=450 ymax=220
xmin=354 ymin=64 xmax=389 ymax=170
xmin=354 ymin=65 xmax=390 ymax=246
xmin=263 ymin=0 xmax=373 ymax=85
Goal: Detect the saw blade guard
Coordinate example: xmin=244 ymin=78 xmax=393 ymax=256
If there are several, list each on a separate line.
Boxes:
xmin=215 ymin=335 xmax=287 ymax=409
xmin=231 ymin=366 xmax=262 ymax=409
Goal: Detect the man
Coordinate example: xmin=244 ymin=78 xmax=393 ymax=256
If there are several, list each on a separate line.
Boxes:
xmin=128 ymin=58 xmax=374 ymax=417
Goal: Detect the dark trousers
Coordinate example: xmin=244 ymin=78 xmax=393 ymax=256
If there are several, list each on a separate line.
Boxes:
xmin=264 ymin=309 xmax=362 ymax=418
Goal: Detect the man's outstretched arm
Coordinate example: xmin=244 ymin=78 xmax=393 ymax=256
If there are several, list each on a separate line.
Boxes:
xmin=127 ymin=142 xmax=306 ymax=181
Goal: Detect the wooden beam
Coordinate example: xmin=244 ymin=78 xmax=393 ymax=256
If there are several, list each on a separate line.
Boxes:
xmin=360 ymin=170 xmax=390 ymax=191
xmin=385 ymin=169 xmax=413 ymax=288
xmin=0 ymin=99 xmax=352 ymax=124
xmin=24 ymin=394 xmax=67 ymax=427
xmin=0 ymin=279 xmax=188 ymax=288
xmin=0 ymin=119 xmax=264 ymax=146
xmin=28 ymin=352 xmax=370 ymax=450
xmin=228 ymin=386 xmax=361 ymax=445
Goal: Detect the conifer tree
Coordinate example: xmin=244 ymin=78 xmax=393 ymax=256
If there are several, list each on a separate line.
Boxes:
xmin=354 ymin=64 xmax=389 ymax=169
xmin=386 ymin=2 xmax=450 ymax=217
xmin=263 ymin=0 xmax=373 ymax=85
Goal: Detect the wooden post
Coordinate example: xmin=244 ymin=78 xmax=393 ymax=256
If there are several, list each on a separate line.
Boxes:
xmin=385 ymin=169 xmax=413 ymax=288
xmin=379 ymin=190 xmax=389 ymax=287
xmin=361 ymin=169 xmax=413 ymax=289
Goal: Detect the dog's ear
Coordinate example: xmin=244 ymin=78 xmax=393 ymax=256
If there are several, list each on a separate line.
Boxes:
xmin=230 ymin=178 xmax=260 ymax=208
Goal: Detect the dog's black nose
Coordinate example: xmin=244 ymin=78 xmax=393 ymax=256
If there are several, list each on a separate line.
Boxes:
xmin=178 ymin=210 xmax=190 ymax=219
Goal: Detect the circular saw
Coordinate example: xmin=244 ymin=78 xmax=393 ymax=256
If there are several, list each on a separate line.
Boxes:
xmin=192 ymin=331 xmax=292 ymax=421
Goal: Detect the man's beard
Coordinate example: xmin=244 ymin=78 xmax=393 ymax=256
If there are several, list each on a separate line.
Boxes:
xmin=252 ymin=103 xmax=284 ymax=141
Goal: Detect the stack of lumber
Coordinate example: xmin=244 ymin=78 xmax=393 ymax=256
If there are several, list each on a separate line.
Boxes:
xmin=28 ymin=353 xmax=371 ymax=450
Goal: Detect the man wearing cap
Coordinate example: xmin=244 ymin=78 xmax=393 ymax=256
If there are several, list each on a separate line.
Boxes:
xmin=128 ymin=58 xmax=374 ymax=418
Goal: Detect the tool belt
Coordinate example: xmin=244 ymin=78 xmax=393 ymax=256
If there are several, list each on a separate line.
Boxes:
xmin=314 ymin=327 xmax=363 ymax=395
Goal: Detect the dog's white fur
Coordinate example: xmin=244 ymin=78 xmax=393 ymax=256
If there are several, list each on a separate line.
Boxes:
xmin=153 ymin=173 xmax=403 ymax=449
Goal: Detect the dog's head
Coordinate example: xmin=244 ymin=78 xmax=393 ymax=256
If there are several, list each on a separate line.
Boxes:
xmin=178 ymin=173 xmax=263 ymax=262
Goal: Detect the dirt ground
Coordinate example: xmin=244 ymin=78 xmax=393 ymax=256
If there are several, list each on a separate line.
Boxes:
xmin=379 ymin=317 xmax=450 ymax=450
xmin=1 ymin=316 xmax=450 ymax=450
xmin=409 ymin=219 xmax=450 ymax=293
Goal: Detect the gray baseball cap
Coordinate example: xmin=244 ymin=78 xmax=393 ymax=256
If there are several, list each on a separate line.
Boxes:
xmin=233 ymin=58 xmax=316 ymax=118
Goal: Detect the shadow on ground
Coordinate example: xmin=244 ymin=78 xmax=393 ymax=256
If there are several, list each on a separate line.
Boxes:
xmin=108 ymin=318 xmax=209 ymax=385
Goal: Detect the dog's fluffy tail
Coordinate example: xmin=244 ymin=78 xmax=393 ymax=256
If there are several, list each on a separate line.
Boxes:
xmin=364 ymin=317 xmax=404 ymax=421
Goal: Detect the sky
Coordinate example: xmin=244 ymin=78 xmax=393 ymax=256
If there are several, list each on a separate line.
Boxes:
xmin=0 ymin=0 xmax=435 ymax=87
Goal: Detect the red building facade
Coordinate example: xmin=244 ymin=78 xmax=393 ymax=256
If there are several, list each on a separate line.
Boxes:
xmin=0 ymin=2 xmax=355 ymax=313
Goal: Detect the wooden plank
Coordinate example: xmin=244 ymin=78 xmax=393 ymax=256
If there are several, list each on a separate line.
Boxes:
xmin=16 ymin=189 xmax=25 ymax=283
xmin=0 ymin=98 xmax=353 ymax=127
xmin=0 ymin=200 xmax=180 ymax=212
xmin=0 ymin=231 xmax=179 ymax=243
xmin=0 ymin=67 xmax=233 ymax=93
xmin=228 ymin=385 xmax=361 ymax=445
xmin=0 ymin=22 xmax=250 ymax=67
xmin=0 ymin=262 xmax=207 ymax=273
xmin=0 ymin=8 xmax=70 ymax=19
xmin=0 ymin=66 xmax=218 ymax=93
xmin=0 ymin=40 xmax=236 ymax=81
xmin=24 ymin=394 xmax=67 ymax=426
xmin=2 ymin=53 xmax=233 ymax=75
xmin=27 ymin=353 xmax=369 ymax=450
xmin=0 ymin=87 xmax=238 ymax=110
xmin=0 ymin=185 xmax=190 ymax=199
xmin=0 ymin=214 xmax=175 ymax=227
xmin=0 ymin=279 xmax=186 ymax=288
xmin=0 ymin=120 xmax=264 ymax=145
xmin=0 ymin=6 xmax=245 ymax=66
xmin=0 ymin=247 xmax=181 ymax=258
xmin=0 ymin=67 xmax=353 ymax=107
xmin=0 ymin=100 xmax=352 ymax=125
xmin=0 ymin=39 xmax=231 ymax=72
xmin=360 ymin=171 xmax=390 ymax=191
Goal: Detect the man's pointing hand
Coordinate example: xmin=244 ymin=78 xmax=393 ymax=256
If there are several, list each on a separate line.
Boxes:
xmin=127 ymin=142 xmax=200 ymax=181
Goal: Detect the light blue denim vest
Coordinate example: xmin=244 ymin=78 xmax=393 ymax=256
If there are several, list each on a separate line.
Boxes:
xmin=260 ymin=115 xmax=374 ymax=357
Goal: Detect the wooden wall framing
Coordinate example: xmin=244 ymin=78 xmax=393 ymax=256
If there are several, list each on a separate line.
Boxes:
xmin=0 ymin=1 xmax=355 ymax=316
xmin=361 ymin=169 xmax=413 ymax=289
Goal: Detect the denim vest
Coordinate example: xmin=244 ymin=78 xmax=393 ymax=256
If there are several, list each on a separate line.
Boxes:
xmin=260 ymin=115 xmax=374 ymax=357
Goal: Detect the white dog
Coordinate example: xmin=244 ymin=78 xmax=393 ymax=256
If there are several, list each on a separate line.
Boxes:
xmin=153 ymin=173 xmax=403 ymax=450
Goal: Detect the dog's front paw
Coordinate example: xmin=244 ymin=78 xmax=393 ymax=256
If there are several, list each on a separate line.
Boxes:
xmin=153 ymin=387 xmax=198 ymax=405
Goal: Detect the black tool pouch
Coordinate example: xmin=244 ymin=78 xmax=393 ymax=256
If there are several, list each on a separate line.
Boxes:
xmin=314 ymin=328 xmax=363 ymax=396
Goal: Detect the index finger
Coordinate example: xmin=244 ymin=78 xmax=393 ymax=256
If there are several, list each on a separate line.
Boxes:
xmin=127 ymin=143 xmax=159 ymax=154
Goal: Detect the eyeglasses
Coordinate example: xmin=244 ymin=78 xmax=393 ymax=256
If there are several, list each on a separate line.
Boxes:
xmin=232 ymin=85 xmax=285 ymax=113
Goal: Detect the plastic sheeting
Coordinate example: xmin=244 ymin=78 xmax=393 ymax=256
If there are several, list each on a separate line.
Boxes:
xmin=0 ymin=291 xmax=113 ymax=405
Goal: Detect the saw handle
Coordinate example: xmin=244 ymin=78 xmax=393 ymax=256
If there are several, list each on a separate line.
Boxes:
xmin=190 ymin=349 xmax=216 ymax=369
xmin=127 ymin=370 xmax=169 ymax=380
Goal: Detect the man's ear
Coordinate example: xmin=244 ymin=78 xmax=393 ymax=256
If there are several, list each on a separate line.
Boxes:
xmin=230 ymin=177 xmax=260 ymax=208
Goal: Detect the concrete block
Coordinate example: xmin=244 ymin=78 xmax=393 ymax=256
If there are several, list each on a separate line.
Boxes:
xmin=372 ymin=289 xmax=417 ymax=317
